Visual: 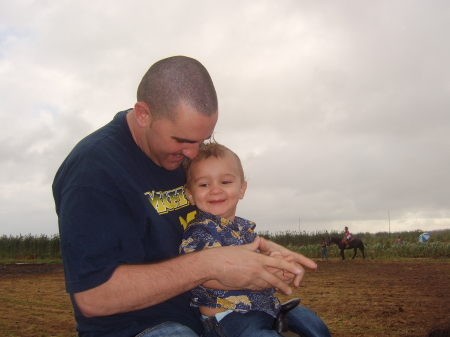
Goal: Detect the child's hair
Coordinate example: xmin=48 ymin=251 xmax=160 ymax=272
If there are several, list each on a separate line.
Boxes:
xmin=184 ymin=141 xmax=245 ymax=188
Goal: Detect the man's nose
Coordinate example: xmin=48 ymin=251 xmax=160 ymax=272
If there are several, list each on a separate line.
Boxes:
xmin=181 ymin=143 xmax=200 ymax=159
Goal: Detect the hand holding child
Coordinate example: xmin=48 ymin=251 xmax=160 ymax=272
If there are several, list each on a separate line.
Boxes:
xmin=265 ymin=251 xmax=296 ymax=284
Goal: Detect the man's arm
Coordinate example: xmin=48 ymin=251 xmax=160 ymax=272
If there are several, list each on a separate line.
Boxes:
xmin=74 ymin=237 xmax=302 ymax=317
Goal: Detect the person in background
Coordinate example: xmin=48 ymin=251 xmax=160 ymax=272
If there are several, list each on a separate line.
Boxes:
xmin=343 ymin=226 xmax=352 ymax=248
xmin=321 ymin=237 xmax=328 ymax=262
xmin=397 ymin=236 xmax=403 ymax=244
xmin=53 ymin=55 xmax=319 ymax=337
xmin=180 ymin=141 xmax=331 ymax=337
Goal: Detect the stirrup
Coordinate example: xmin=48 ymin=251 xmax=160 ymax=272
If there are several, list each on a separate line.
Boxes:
xmin=272 ymin=298 xmax=301 ymax=333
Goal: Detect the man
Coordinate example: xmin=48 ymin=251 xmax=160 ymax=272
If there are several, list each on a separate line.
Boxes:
xmin=53 ymin=56 xmax=321 ymax=337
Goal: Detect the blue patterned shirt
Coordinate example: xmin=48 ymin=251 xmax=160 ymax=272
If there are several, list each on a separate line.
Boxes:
xmin=179 ymin=210 xmax=281 ymax=317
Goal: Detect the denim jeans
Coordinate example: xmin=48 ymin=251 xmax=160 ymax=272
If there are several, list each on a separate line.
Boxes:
xmin=135 ymin=321 xmax=199 ymax=337
xmin=202 ymin=310 xmax=279 ymax=337
xmin=287 ymin=306 xmax=331 ymax=337
xmin=321 ymin=247 xmax=328 ymax=260
xmin=202 ymin=305 xmax=331 ymax=337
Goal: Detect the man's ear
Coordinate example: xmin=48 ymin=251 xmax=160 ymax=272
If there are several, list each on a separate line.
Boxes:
xmin=239 ymin=181 xmax=248 ymax=200
xmin=185 ymin=186 xmax=195 ymax=205
xmin=134 ymin=102 xmax=151 ymax=127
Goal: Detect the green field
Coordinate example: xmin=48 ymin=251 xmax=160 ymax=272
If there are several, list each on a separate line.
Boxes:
xmin=261 ymin=228 xmax=450 ymax=259
xmin=1 ymin=229 xmax=449 ymax=262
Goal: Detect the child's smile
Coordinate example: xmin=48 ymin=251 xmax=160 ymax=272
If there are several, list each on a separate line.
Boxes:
xmin=185 ymin=152 xmax=247 ymax=221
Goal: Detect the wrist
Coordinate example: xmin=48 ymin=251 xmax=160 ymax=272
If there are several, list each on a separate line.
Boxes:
xmin=190 ymin=247 xmax=219 ymax=284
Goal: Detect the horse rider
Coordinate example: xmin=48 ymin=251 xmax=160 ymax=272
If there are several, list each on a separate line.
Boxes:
xmin=343 ymin=226 xmax=352 ymax=248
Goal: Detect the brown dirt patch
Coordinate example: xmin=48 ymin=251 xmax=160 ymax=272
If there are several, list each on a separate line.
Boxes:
xmin=0 ymin=263 xmax=76 ymax=337
xmin=0 ymin=259 xmax=449 ymax=337
xmin=278 ymin=258 xmax=450 ymax=337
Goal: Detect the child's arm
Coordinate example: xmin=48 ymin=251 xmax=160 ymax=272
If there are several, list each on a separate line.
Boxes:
xmin=181 ymin=222 xmax=246 ymax=290
xmin=181 ymin=224 xmax=301 ymax=291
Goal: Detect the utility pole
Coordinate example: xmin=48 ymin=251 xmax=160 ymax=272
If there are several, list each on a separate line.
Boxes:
xmin=299 ymin=217 xmax=301 ymax=233
xmin=388 ymin=211 xmax=390 ymax=233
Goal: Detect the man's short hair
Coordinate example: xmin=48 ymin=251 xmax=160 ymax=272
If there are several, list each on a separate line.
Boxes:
xmin=137 ymin=56 xmax=218 ymax=120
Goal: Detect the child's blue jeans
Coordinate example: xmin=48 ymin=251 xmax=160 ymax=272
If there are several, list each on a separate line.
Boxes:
xmin=201 ymin=305 xmax=331 ymax=337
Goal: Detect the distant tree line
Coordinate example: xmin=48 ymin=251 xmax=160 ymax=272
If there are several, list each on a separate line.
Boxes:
xmin=0 ymin=234 xmax=61 ymax=260
xmin=259 ymin=229 xmax=450 ymax=259
xmin=258 ymin=229 xmax=450 ymax=247
xmin=1 ymin=229 xmax=449 ymax=261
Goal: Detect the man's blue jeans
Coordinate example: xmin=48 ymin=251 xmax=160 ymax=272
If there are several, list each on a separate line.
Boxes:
xmin=135 ymin=321 xmax=199 ymax=337
xmin=202 ymin=305 xmax=331 ymax=337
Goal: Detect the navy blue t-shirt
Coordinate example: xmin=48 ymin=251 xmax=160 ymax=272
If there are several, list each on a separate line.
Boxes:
xmin=52 ymin=110 xmax=201 ymax=336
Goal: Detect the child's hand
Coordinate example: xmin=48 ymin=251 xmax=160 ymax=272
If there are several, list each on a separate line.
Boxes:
xmin=265 ymin=251 xmax=296 ymax=284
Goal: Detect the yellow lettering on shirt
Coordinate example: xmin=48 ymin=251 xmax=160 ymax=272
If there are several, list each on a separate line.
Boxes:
xmin=145 ymin=186 xmax=190 ymax=214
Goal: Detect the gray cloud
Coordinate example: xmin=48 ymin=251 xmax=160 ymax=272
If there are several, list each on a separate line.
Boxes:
xmin=0 ymin=0 xmax=449 ymax=236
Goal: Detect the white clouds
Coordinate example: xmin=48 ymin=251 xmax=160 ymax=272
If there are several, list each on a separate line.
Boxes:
xmin=0 ymin=0 xmax=449 ymax=235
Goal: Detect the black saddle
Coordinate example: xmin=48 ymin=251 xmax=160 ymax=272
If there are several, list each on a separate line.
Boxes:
xmin=272 ymin=298 xmax=301 ymax=333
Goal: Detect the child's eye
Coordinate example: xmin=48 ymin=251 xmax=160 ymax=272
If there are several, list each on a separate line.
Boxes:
xmin=199 ymin=183 xmax=209 ymax=187
xmin=222 ymin=181 xmax=232 ymax=184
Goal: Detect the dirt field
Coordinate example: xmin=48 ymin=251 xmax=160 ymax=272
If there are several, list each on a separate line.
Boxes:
xmin=0 ymin=258 xmax=449 ymax=337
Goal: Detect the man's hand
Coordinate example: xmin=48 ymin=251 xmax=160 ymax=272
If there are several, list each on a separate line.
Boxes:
xmin=206 ymin=236 xmax=303 ymax=295
xmin=257 ymin=236 xmax=317 ymax=287
xmin=265 ymin=251 xmax=296 ymax=284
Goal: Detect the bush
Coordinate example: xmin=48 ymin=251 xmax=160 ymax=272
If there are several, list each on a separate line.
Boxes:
xmin=0 ymin=234 xmax=61 ymax=259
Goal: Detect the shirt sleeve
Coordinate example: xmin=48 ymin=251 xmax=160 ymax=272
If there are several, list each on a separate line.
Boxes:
xmin=59 ymin=184 xmax=144 ymax=294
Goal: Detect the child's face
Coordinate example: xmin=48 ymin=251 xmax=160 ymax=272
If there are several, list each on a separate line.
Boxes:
xmin=185 ymin=152 xmax=247 ymax=221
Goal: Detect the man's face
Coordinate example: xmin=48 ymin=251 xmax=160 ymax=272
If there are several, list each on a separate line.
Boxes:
xmin=145 ymin=104 xmax=218 ymax=170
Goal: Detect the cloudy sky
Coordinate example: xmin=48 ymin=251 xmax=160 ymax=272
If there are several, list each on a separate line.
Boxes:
xmin=1 ymin=1 xmax=449 ymax=237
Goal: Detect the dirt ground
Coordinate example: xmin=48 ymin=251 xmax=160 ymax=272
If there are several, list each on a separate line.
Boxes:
xmin=0 ymin=258 xmax=449 ymax=337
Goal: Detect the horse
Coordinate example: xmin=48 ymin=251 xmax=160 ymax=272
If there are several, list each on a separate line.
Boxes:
xmin=328 ymin=237 xmax=365 ymax=260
